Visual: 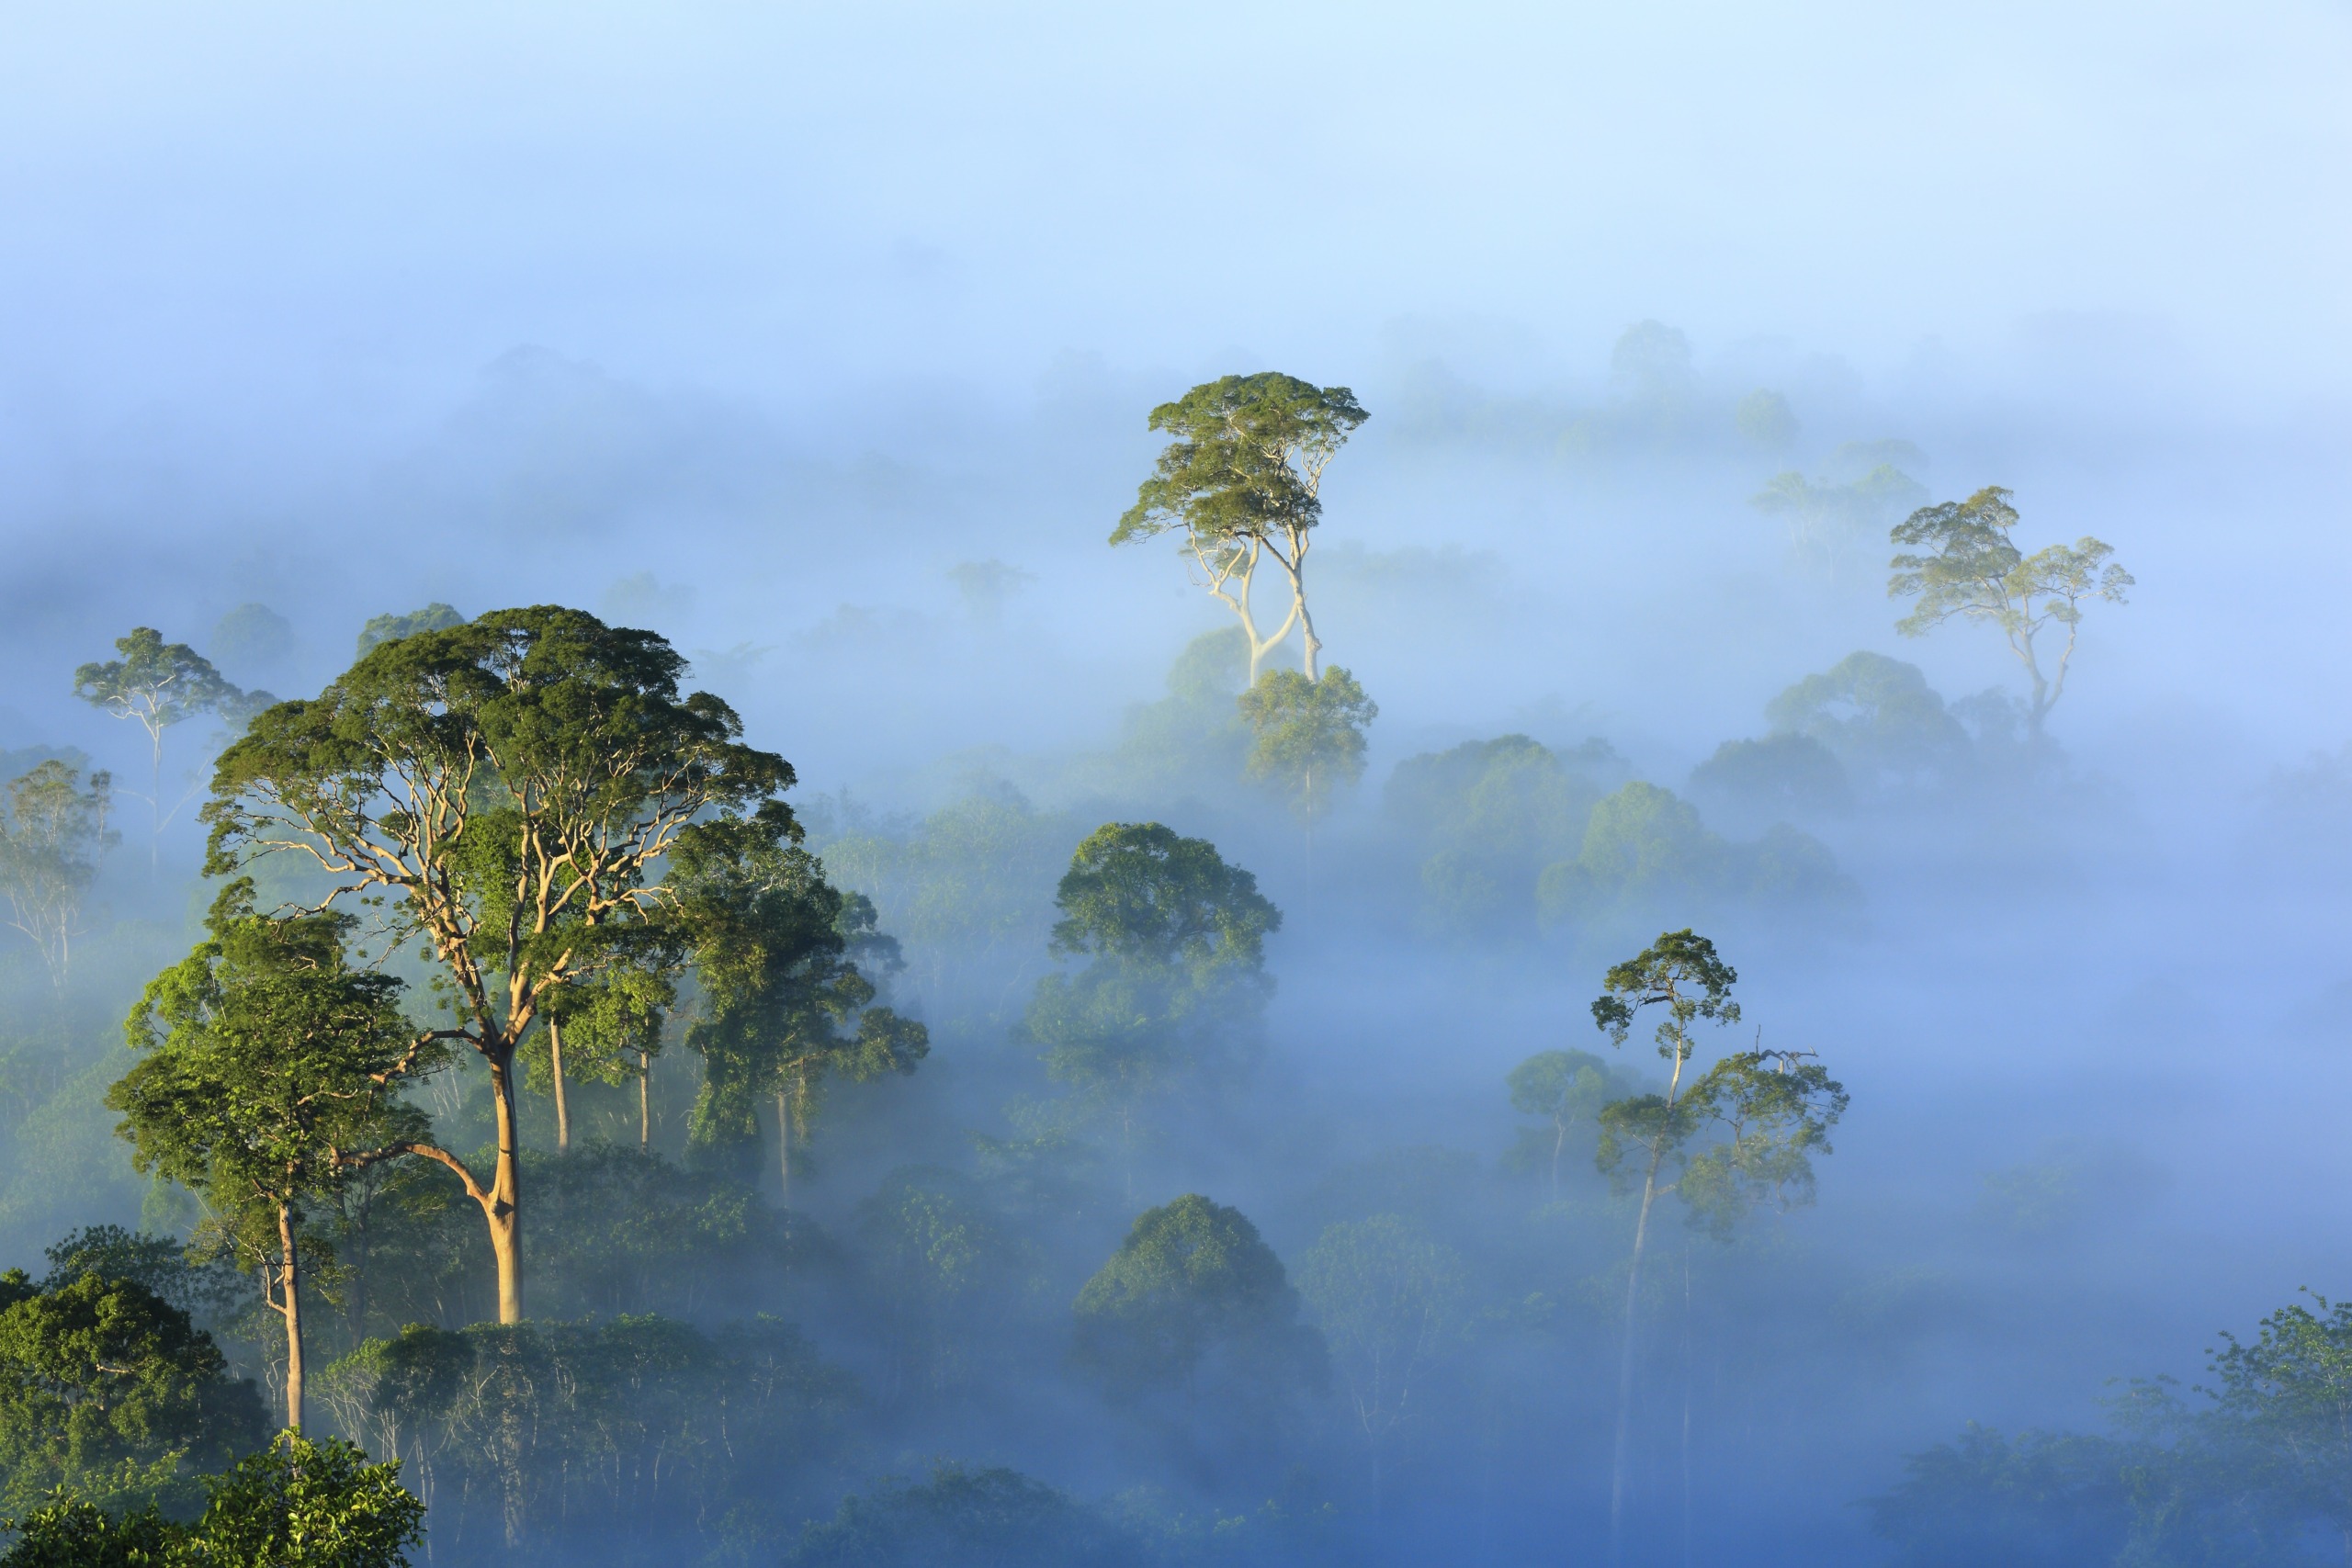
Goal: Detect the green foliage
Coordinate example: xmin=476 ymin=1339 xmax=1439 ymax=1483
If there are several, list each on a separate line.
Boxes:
xmin=0 ymin=1269 xmax=264 ymax=1516
xmin=1685 ymin=733 xmax=1849 ymax=827
xmin=183 ymin=1432 xmax=424 ymax=1568
xmin=1733 ymin=389 xmax=1798 ymax=450
xmin=37 ymin=1231 xmax=243 ymax=1330
xmin=1114 ymin=373 xmax=1368 ymax=680
xmin=1295 ymin=1216 xmax=1466 ymax=1459
xmin=1098 ymin=629 xmax=1253 ymax=795
xmin=1504 ymin=1050 xmax=1621 ymax=1194
xmin=1672 ymin=1050 xmax=1849 ymax=1235
xmin=317 ymin=1314 xmax=855 ymax=1553
xmin=1764 ymin=650 xmax=1971 ymax=792
xmin=1889 ymin=486 xmax=2133 ymax=731
xmin=1113 ymin=375 xmax=1367 ymax=553
xmin=669 ymin=823 xmax=924 ymax=1175
xmin=1867 ymin=1425 xmax=2139 ymax=1568
xmin=113 ymin=881 xmax=425 ymax=1265
xmin=1050 ymin=824 xmax=1279 ymax=972
xmin=1385 ymin=736 xmax=1607 ymax=939
xmin=1237 ymin=668 xmax=1376 ymax=825
xmin=1071 ymin=1195 xmax=1322 ymax=1402
xmin=1751 ymin=444 xmax=1927 ymax=569
xmin=201 ymin=604 xmax=798 ymax=1318
xmin=0 ymin=763 xmax=119 ymax=989
xmin=72 ymin=632 xmax=239 ymax=751
xmin=1535 ymin=784 xmax=1850 ymax=939
xmin=855 ymin=1167 xmax=1037 ymax=1399
xmin=352 ymin=605 xmax=462 ymax=662
xmin=786 ymin=1462 xmax=1138 ymax=1568
xmin=1025 ymin=828 xmax=1277 ymax=1151
xmin=818 ymin=791 xmax=1084 ymax=1015
xmin=2205 ymin=1292 xmax=2352 ymax=1540
xmin=0 ymin=1432 xmax=424 ymax=1568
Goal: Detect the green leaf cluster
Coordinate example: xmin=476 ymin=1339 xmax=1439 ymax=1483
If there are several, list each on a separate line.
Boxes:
xmin=0 ymin=1269 xmax=263 ymax=1517
xmin=0 ymin=1432 xmax=423 ymax=1568
xmin=1071 ymin=1195 xmax=1323 ymax=1403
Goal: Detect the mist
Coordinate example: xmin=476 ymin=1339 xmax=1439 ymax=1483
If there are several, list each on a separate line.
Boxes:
xmin=0 ymin=5 xmax=2347 ymax=1566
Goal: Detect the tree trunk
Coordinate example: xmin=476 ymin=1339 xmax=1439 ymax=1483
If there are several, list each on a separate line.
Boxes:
xmin=548 ymin=1018 xmax=571 ymax=1153
xmin=146 ymin=724 xmax=163 ymax=879
xmin=486 ymin=1051 xmax=525 ymax=1324
xmin=775 ymin=1088 xmax=792 ymax=1209
xmin=277 ymin=1201 xmax=304 ymax=1432
xmin=1611 ymin=1149 xmax=1667 ymax=1564
xmin=639 ymin=1049 xmax=650 ymax=1149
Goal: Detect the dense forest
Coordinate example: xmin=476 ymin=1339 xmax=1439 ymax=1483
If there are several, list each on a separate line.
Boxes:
xmin=0 ymin=348 xmax=2346 ymax=1568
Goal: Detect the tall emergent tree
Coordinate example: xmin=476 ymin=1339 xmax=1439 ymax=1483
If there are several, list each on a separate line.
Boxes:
xmin=1238 ymin=667 xmax=1377 ymax=829
xmin=670 ymin=822 xmax=927 ymax=1198
xmin=1113 ymin=373 xmax=1368 ymax=682
xmin=1888 ymin=486 xmax=2133 ymax=737
xmin=1587 ymin=929 xmax=1846 ymax=1555
xmin=200 ymin=605 xmax=797 ymax=1323
xmin=0 ymin=761 xmax=117 ymax=990
xmin=112 ymin=882 xmax=425 ymax=1431
xmin=73 ymin=627 xmax=244 ymax=872
xmin=1023 ymin=825 xmax=1279 ymax=1191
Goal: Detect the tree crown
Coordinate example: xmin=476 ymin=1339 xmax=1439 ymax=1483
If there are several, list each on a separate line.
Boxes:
xmin=1112 ymin=373 xmax=1367 ymax=550
xmin=1049 ymin=823 xmax=1280 ymax=971
xmin=73 ymin=628 xmax=240 ymax=736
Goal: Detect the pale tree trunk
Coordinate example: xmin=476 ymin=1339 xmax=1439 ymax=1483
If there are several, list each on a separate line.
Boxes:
xmin=1611 ymin=1042 xmax=1691 ymax=1565
xmin=548 ymin=1019 xmax=571 ymax=1153
xmin=145 ymin=720 xmax=164 ymax=878
xmin=638 ymin=1049 xmax=650 ymax=1149
xmin=1611 ymin=1150 xmax=1665 ymax=1560
xmin=277 ymin=1201 xmax=304 ymax=1431
xmin=485 ymin=1053 xmax=524 ymax=1323
xmin=1196 ymin=535 xmax=1296 ymax=687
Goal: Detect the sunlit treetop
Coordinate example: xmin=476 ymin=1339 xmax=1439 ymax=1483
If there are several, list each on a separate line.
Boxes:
xmin=1048 ymin=822 xmax=1280 ymax=972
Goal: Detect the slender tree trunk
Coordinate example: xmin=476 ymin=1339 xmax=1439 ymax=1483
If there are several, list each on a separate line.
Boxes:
xmin=146 ymin=724 xmax=163 ymax=879
xmin=277 ymin=1201 xmax=304 ymax=1432
xmin=548 ymin=1018 xmax=571 ymax=1153
xmin=1611 ymin=1147 xmax=1668 ymax=1564
xmin=1550 ymin=1120 xmax=1566 ymax=1201
xmin=1680 ymin=1242 xmax=1693 ymax=1568
xmin=486 ymin=1051 xmax=525 ymax=1324
xmin=775 ymin=1088 xmax=792 ymax=1209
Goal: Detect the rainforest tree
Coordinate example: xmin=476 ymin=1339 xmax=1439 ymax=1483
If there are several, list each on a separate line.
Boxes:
xmin=113 ymin=882 xmax=426 ymax=1430
xmin=1888 ymin=486 xmax=2132 ymax=737
xmin=1113 ymin=373 xmax=1368 ymax=682
xmin=1238 ymin=666 xmax=1377 ymax=829
xmin=200 ymin=605 xmax=794 ymax=1323
xmin=1023 ymin=825 xmax=1279 ymax=1190
xmin=73 ymin=627 xmax=247 ymax=873
xmin=0 ymin=761 xmax=117 ymax=990
xmin=1589 ymin=928 xmax=1847 ymax=1554
xmin=0 ymin=1268 xmax=265 ymax=1516
xmin=670 ymin=821 xmax=926 ymax=1195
